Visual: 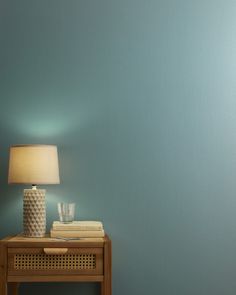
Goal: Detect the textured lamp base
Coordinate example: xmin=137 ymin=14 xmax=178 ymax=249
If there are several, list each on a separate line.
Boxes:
xmin=23 ymin=189 xmax=46 ymax=237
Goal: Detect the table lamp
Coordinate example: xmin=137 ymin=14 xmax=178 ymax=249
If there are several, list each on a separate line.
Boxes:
xmin=8 ymin=144 xmax=60 ymax=237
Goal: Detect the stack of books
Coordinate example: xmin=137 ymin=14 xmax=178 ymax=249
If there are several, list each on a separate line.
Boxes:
xmin=50 ymin=221 xmax=105 ymax=238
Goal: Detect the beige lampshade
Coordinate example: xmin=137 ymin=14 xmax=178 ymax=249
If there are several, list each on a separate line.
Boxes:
xmin=8 ymin=145 xmax=60 ymax=185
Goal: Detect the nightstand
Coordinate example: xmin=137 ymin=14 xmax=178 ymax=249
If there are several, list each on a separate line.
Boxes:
xmin=0 ymin=234 xmax=112 ymax=295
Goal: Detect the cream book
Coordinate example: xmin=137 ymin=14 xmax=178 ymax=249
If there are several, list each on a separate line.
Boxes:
xmin=52 ymin=221 xmax=103 ymax=231
xmin=50 ymin=229 xmax=105 ymax=238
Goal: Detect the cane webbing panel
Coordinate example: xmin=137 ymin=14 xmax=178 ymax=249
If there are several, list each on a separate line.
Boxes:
xmin=14 ymin=253 xmax=96 ymax=270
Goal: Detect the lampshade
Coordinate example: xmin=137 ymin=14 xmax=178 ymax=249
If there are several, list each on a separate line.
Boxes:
xmin=8 ymin=145 xmax=60 ymax=185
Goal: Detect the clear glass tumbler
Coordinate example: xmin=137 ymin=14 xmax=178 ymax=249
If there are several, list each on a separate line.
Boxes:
xmin=57 ymin=203 xmax=75 ymax=223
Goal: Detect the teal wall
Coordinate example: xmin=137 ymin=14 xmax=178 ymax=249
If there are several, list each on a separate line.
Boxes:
xmin=1 ymin=0 xmax=236 ymax=294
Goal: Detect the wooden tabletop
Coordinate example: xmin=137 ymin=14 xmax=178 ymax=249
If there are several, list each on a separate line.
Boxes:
xmin=1 ymin=233 xmax=110 ymax=248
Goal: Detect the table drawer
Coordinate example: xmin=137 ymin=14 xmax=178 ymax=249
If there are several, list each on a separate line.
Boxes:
xmin=8 ymin=247 xmax=103 ymax=276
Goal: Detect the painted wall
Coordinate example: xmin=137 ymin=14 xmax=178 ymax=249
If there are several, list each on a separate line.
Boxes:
xmin=1 ymin=0 xmax=236 ymax=294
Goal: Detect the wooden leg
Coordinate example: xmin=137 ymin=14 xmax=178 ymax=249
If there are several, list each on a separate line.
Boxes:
xmin=101 ymin=238 xmax=112 ymax=295
xmin=7 ymin=283 xmax=20 ymax=295
xmin=0 ymin=280 xmax=7 ymax=295
xmin=0 ymin=242 xmax=7 ymax=295
xmin=101 ymin=282 xmax=104 ymax=295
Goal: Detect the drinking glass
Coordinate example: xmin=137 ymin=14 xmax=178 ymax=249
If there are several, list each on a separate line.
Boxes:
xmin=57 ymin=203 xmax=75 ymax=223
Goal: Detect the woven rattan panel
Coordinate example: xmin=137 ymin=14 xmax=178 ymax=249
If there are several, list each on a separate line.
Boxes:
xmin=14 ymin=254 xmax=96 ymax=270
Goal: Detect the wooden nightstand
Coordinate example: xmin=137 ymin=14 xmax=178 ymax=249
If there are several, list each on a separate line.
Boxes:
xmin=0 ymin=234 xmax=112 ymax=295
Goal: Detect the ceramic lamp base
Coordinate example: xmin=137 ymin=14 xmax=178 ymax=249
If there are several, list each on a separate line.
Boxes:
xmin=23 ymin=189 xmax=46 ymax=237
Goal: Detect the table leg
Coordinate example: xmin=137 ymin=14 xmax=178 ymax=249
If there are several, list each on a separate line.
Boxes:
xmin=0 ymin=280 xmax=7 ymax=295
xmin=101 ymin=239 xmax=112 ymax=295
xmin=8 ymin=283 xmax=20 ymax=295
xmin=0 ymin=242 xmax=7 ymax=295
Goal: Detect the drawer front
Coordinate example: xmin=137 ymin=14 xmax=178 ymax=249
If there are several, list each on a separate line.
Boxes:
xmin=8 ymin=247 xmax=103 ymax=276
